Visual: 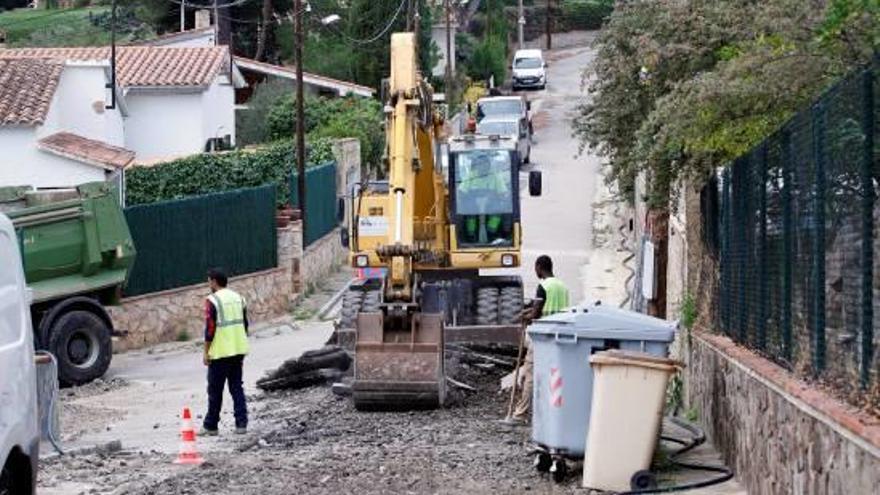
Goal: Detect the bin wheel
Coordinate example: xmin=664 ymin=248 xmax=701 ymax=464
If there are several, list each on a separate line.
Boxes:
xmin=630 ymin=470 xmax=657 ymax=490
xmin=534 ymin=453 xmax=551 ymax=473
xmin=550 ymin=459 xmax=567 ymax=483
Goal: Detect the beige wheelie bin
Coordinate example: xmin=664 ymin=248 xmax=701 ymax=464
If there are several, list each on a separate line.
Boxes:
xmin=582 ymin=350 xmax=681 ymax=492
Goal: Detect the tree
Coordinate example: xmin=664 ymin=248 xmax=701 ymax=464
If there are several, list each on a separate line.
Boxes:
xmin=573 ymin=0 xmax=877 ymax=208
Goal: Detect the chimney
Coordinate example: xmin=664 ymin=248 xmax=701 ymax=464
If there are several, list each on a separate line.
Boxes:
xmin=195 ymin=10 xmax=212 ymax=30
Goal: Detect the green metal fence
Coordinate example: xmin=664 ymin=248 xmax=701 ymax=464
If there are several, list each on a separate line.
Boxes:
xmin=291 ymin=162 xmax=338 ymax=246
xmin=706 ymin=59 xmax=878 ymax=402
xmin=124 ymin=185 xmax=278 ymax=297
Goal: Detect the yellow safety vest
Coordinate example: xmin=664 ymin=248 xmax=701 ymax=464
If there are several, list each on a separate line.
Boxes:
xmin=207 ymin=288 xmax=249 ymax=360
xmin=540 ymin=277 xmax=570 ymax=316
xmin=462 ymin=169 xmax=508 ymax=193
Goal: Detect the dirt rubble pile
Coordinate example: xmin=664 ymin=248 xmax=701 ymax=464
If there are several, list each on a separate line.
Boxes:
xmin=39 ymin=359 xmax=587 ymax=494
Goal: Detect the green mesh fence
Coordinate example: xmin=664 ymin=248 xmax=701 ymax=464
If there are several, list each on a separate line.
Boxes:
xmin=124 ymin=185 xmax=278 ymax=297
xmin=710 ymin=59 xmax=878 ymax=400
xmin=290 ymin=162 xmax=338 ymax=246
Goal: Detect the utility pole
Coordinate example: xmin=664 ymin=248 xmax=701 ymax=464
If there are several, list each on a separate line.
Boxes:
xmin=545 ymin=0 xmax=552 ymax=50
xmin=413 ymin=1 xmax=420 ymax=51
xmin=213 ymin=0 xmax=219 ymax=43
xmin=517 ymin=0 xmax=524 ymax=50
xmin=444 ymin=0 xmax=451 ymax=96
xmin=106 ymin=0 xmax=116 ymax=110
xmin=180 ymin=0 xmax=185 ymax=32
xmin=294 ymin=0 xmax=306 ymax=236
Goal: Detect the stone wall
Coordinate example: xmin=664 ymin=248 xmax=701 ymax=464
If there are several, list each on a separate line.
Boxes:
xmin=686 ymin=331 xmax=880 ymax=494
xmin=109 ymin=226 xmax=299 ymax=351
xmin=300 ymin=227 xmax=347 ymax=292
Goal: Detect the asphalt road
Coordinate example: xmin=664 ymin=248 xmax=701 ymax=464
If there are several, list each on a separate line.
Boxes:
xmin=495 ymin=41 xmax=603 ymax=306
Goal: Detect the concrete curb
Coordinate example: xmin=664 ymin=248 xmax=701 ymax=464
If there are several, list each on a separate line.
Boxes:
xmin=317 ymin=279 xmax=352 ymax=320
xmin=41 ymin=439 xmax=122 ymax=461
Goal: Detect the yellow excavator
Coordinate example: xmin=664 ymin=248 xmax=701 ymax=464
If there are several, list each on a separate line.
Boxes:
xmin=340 ymin=32 xmax=542 ymax=410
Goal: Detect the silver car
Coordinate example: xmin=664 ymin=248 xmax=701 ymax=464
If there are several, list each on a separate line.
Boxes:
xmin=476 ymin=116 xmax=531 ymax=165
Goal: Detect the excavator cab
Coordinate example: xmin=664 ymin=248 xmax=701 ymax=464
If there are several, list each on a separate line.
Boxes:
xmin=449 ymin=142 xmax=518 ymax=248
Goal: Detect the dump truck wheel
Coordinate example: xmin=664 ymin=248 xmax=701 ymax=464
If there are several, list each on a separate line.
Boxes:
xmin=49 ymin=310 xmax=112 ymax=386
xmin=340 ymin=290 xmax=364 ymax=328
xmin=476 ymin=287 xmax=500 ymax=326
xmin=499 ymin=286 xmax=524 ymax=324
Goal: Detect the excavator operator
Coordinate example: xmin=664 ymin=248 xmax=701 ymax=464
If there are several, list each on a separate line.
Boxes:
xmin=458 ymin=153 xmax=510 ymax=245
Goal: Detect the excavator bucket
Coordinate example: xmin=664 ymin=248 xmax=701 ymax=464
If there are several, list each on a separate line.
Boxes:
xmin=352 ymin=312 xmax=446 ymax=410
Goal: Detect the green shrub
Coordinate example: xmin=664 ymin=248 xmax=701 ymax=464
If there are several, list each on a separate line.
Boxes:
xmin=236 ymin=79 xmax=294 ymax=147
xmin=267 ymin=95 xmax=384 ymax=170
xmin=125 ymin=139 xmax=334 ymax=207
xmin=466 ymin=36 xmax=507 ymax=85
xmin=558 ymin=0 xmax=615 ymax=31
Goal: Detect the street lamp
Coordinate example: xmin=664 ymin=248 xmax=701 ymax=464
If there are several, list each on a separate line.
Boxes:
xmin=321 ymin=14 xmax=341 ymax=26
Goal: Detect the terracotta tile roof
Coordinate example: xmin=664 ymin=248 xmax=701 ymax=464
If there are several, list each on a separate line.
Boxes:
xmin=127 ymin=27 xmax=215 ymax=47
xmin=0 ymin=46 xmax=229 ymax=87
xmin=0 ymin=58 xmax=64 ymax=126
xmin=38 ymin=132 xmax=135 ymax=170
xmin=233 ymin=56 xmax=375 ymax=97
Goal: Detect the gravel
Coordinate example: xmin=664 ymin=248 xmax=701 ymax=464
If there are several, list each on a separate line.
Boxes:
xmin=39 ymin=362 xmax=586 ymax=495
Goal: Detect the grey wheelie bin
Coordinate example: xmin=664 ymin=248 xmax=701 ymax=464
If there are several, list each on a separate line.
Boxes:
xmin=527 ymin=303 xmax=677 ymax=482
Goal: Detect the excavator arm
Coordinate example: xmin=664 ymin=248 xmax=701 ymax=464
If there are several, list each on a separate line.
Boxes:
xmin=350 ymin=33 xmax=448 ymax=410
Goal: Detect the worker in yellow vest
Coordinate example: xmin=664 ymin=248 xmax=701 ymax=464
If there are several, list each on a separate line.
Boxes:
xmin=201 ymin=268 xmax=250 ymax=436
xmin=511 ymin=255 xmax=570 ymax=422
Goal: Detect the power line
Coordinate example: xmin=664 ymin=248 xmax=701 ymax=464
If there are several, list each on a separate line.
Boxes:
xmin=310 ymin=0 xmax=407 ymax=45
xmin=163 ymin=0 xmax=256 ymax=9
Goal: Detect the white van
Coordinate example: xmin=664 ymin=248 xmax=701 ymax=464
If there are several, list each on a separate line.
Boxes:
xmin=511 ymin=49 xmax=547 ymax=90
xmin=0 ymin=212 xmax=39 ymax=494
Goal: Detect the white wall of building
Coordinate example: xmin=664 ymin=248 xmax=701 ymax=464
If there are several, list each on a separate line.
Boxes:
xmin=431 ymin=23 xmax=456 ymax=78
xmin=124 ymin=88 xmax=204 ymax=161
xmin=201 ymin=77 xmax=236 ymax=148
xmin=37 ymin=61 xmax=125 ymax=147
xmin=0 ymin=127 xmax=106 ymax=188
xmin=0 ymin=62 xmax=121 ymax=189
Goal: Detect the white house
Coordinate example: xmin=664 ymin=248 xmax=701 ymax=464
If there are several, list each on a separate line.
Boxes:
xmin=431 ymin=21 xmax=457 ymax=78
xmin=233 ymin=56 xmax=375 ymax=100
xmin=0 ymin=58 xmax=133 ymax=189
xmin=0 ymin=46 xmax=243 ymax=164
xmin=135 ymin=26 xmax=216 ymax=48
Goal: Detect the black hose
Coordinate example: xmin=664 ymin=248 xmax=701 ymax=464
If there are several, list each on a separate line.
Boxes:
xmin=616 ymin=417 xmax=733 ymax=494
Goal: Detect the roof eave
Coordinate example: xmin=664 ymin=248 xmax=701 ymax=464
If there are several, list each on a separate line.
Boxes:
xmin=37 ymin=142 xmax=133 ymax=171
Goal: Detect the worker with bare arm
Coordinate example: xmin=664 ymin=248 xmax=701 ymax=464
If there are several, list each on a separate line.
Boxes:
xmin=512 ymin=255 xmax=570 ymax=423
xmin=201 ymin=268 xmax=250 ymax=436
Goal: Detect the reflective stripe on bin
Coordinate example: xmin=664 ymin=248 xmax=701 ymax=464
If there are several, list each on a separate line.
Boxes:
xmin=549 ymin=367 xmax=563 ymax=408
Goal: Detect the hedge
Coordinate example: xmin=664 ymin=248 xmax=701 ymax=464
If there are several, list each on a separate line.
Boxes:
xmin=124 ymin=139 xmax=334 ymax=207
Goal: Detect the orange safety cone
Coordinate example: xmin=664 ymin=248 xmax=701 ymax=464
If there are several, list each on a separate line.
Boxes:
xmin=173 ymin=407 xmax=204 ymax=465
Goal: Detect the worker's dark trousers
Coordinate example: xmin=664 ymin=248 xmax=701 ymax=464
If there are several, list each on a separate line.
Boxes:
xmin=204 ymin=354 xmax=248 ymax=430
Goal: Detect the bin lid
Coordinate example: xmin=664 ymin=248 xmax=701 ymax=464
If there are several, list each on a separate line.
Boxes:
xmin=590 ymin=350 xmax=682 ymax=371
xmin=527 ymin=304 xmax=676 ymax=342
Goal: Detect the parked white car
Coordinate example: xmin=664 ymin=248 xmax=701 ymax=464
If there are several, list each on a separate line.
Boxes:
xmin=511 ymin=49 xmax=547 ymax=90
xmin=0 ymin=212 xmax=39 ymax=494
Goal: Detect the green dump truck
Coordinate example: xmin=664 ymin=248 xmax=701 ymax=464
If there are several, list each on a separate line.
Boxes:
xmin=2 ymin=183 xmax=136 ymax=386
